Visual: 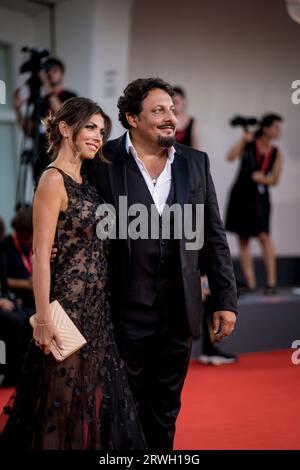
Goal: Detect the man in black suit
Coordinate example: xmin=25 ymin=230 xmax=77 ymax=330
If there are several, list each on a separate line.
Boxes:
xmin=85 ymin=78 xmax=237 ymax=450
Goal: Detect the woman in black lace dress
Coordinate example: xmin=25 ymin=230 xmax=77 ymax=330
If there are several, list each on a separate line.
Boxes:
xmin=1 ymin=97 xmax=146 ymax=450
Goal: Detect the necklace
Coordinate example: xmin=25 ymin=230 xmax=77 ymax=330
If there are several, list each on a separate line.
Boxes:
xmin=152 ymin=177 xmax=158 ymax=186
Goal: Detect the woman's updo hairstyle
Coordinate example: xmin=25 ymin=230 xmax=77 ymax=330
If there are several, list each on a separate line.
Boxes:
xmin=42 ymin=97 xmax=112 ymax=160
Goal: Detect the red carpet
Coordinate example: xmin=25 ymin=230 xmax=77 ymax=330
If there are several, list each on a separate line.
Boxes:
xmin=0 ymin=387 xmax=13 ymax=411
xmin=174 ymin=350 xmax=300 ymax=450
xmin=1 ymin=350 xmax=299 ymax=449
xmin=0 ymin=386 xmax=14 ymax=433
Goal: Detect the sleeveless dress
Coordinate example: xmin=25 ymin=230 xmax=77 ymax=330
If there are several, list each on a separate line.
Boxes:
xmin=225 ymin=142 xmax=278 ymax=237
xmin=1 ymin=167 xmax=146 ymax=450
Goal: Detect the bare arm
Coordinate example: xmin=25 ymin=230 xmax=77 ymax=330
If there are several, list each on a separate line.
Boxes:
xmin=32 ymin=169 xmax=67 ymax=352
xmin=7 ymin=277 xmax=32 ymax=291
xmin=191 ymin=119 xmax=201 ymax=150
xmin=226 ymin=132 xmax=253 ymax=162
xmin=252 ymin=150 xmax=283 ymax=186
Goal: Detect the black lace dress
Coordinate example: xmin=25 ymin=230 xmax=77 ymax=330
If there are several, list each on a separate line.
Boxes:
xmin=1 ymin=167 xmax=146 ymax=450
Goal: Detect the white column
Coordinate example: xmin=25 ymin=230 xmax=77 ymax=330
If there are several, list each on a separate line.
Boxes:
xmin=90 ymin=0 xmax=134 ymax=137
xmin=54 ymin=0 xmax=133 ymax=137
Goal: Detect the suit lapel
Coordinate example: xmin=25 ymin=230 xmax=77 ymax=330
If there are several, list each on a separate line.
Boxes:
xmin=172 ymin=146 xmax=189 ymax=248
xmin=105 ymin=138 xmax=189 ymax=252
xmin=172 ymin=146 xmax=189 ymax=208
xmin=106 ymin=133 xmax=130 ymax=252
xmin=106 ymin=134 xmax=128 ymax=208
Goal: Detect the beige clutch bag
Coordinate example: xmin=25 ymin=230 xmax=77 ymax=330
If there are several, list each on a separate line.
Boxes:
xmin=29 ymin=300 xmax=87 ymax=362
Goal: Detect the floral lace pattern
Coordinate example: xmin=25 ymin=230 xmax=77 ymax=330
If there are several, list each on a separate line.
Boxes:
xmin=1 ymin=167 xmax=146 ymax=450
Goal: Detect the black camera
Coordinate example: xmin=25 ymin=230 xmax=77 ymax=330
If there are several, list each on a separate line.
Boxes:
xmin=19 ymin=47 xmax=49 ymax=102
xmin=230 ymin=115 xmax=258 ymax=131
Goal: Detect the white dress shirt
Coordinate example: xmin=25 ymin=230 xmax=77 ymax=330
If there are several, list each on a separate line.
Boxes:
xmin=125 ymin=132 xmax=175 ymax=215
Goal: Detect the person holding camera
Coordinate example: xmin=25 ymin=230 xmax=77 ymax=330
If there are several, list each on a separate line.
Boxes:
xmin=225 ymin=114 xmax=283 ymax=295
xmin=13 ymin=57 xmax=77 ymax=181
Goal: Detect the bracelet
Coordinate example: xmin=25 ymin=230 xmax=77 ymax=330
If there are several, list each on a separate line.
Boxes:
xmin=35 ymin=321 xmax=52 ymax=326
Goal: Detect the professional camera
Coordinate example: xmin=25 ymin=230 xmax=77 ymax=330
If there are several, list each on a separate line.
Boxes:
xmin=230 ymin=115 xmax=258 ymax=131
xmin=19 ymin=46 xmax=49 ymax=103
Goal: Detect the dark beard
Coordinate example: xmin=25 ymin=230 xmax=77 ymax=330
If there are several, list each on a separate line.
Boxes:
xmin=157 ymin=135 xmax=175 ymax=148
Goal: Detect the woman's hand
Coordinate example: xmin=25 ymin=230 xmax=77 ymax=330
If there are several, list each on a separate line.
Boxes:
xmin=243 ymin=131 xmax=253 ymax=143
xmin=252 ymin=171 xmax=265 ymax=184
xmin=33 ymin=320 xmax=64 ymax=355
xmin=0 ymin=298 xmax=15 ymax=312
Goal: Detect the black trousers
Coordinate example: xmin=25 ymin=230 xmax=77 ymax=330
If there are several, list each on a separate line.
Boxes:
xmin=114 ymin=298 xmax=192 ymax=450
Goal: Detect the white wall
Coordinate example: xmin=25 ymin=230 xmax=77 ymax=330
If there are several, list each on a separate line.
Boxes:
xmin=33 ymin=9 xmax=51 ymax=52
xmin=90 ymin=0 xmax=133 ymax=136
xmin=1 ymin=0 xmax=299 ymax=254
xmin=54 ymin=0 xmax=95 ymax=98
xmin=0 ymin=6 xmax=35 ymax=87
xmin=129 ymin=0 xmax=300 ymax=256
xmin=0 ymin=0 xmax=134 ymax=230
xmin=0 ymin=6 xmax=35 ymax=229
xmin=45 ymin=0 xmax=133 ymax=136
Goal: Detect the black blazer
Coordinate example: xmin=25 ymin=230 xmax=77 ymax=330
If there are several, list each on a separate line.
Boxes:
xmin=84 ymin=133 xmax=237 ymax=337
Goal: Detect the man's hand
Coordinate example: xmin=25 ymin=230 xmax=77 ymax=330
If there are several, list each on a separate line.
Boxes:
xmin=0 ymin=298 xmax=15 ymax=312
xmin=213 ymin=310 xmax=236 ymax=341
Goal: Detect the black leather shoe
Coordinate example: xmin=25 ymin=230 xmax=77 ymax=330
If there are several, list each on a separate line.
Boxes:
xmin=264 ymin=285 xmax=277 ymax=296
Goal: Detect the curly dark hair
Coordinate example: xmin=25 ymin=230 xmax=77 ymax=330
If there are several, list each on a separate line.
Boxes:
xmin=44 ymin=57 xmax=65 ymax=73
xmin=118 ymin=78 xmax=175 ymax=129
xmin=255 ymin=113 xmax=283 ymax=138
xmin=42 ymin=97 xmax=112 ymax=160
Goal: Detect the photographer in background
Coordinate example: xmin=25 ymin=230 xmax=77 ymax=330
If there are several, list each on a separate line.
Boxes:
xmin=2 ymin=206 xmax=34 ymax=310
xmin=13 ymin=57 xmax=77 ymax=180
xmin=225 ymin=114 xmax=283 ymax=295
xmin=0 ymin=216 xmax=30 ymax=387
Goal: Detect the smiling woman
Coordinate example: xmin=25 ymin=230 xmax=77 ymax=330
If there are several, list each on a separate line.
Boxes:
xmin=0 ymin=97 xmax=146 ymax=450
xmin=42 ymin=97 xmax=111 ymax=164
